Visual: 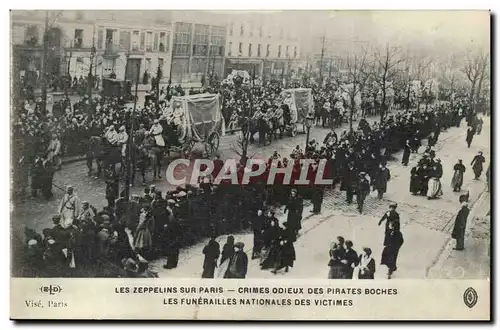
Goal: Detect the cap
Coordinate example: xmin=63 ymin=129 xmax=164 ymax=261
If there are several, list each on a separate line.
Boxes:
xmin=235 ymin=242 xmax=245 ymax=249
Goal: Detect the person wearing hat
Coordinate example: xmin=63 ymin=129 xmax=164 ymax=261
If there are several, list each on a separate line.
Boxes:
xmin=149 ymin=118 xmax=165 ymax=147
xmin=284 ymin=189 xmax=303 ymax=237
xmin=77 ymin=201 xmax=95 ymax=225
xmin=224 ymin=242 xmax=248 ymax=279
xmin=202 ymin=235 xmax=220 ymax=278
xmin=356 ymin=172 xmax=371 ymax=214
xmin=358 ymin=247 xmax=375 ymax=279
xmin=374 ymin=163 xmax=391 ymax=200
xmin=471 ymin=151 xmax=486 ymax=180
xmin=58 ymin=185 xmax=81 ymax=229
xmin=451 ymin=197 xmax=471 ymax=251
xmin=378 ymin=203 xmax=400 ymax=242
xmin=466 ymin=125 xmax=475 ymax=148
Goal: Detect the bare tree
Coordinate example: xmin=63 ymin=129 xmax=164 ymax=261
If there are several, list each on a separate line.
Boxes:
xmin=463 ymin=49 xmax=489 ymax=114
xmin=332 ymin=47 xmax=371 ymax=131
xmin=405 ymin=54 xmax=433 ymax=111
xmin=371 ymin=44 xmax=404 ymax=123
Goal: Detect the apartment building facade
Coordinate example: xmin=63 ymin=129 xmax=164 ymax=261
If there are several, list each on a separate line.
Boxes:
xmin=223 ymin=11 xmax=301 ymax=81
xmin=11 ymin=10 xmax=174 ymax=87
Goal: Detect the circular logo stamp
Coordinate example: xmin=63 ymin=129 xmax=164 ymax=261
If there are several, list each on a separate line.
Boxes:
xmin=463 ymin=287 xmax=478 ymax=308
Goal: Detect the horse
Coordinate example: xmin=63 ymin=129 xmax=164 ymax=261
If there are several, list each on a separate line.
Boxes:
xmin=130 ymin=142 xmax=148 ymax=185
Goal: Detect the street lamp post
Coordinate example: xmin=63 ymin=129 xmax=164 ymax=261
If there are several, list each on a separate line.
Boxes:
xmin=304 ymin=112 xmax=315 ymax=150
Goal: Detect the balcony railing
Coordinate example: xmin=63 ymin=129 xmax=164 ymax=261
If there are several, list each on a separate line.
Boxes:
xmin=103 ymin=43 xmax=120 ymax=58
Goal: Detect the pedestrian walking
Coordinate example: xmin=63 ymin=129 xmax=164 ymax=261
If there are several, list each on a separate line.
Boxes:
xmin=284 ymin=189 xmax=303 ymax=235
xmin=378 ymin=203 xmax=400 ymax=240
xmin=451 ymin=160 xmax=466 ymax=192
xmin=381 ymin=222 xmax=404 ymax=279
xmin=466 ymin=126 xmax=475 ymax=148
xmin=451 ymin=201 xmax=470 ymax=251
xmin=356 ymin=172 xmax=370 ymax=214
xmin=272 ymin=222 xmax=296 ymax=274
xmin=374 ymin=163 xmax=391 ymax=199
xmin=402 ymin=140 xmax=411 ymax=166
xmin=251 ymin=211 xmax=265 ymax=259
xmin=471 ymin=151 xmax=485 ymax=180
xmin=58 ymin=185 xmax=81 ymax=229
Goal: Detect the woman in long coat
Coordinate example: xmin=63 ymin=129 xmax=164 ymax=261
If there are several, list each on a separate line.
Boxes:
xmin=466 ymin=126 xmax=475 ymax=148
xmin=133 ymin=209 xmax=153 ymax=258
xmin=451 ymin=160 xmax=466 ymax=192
xmin=409 ymin=166 xmax=420 ymax=195
xmin=260 ymin=215 xmax=280 ymax=270
xmin=381 ymin=222 xmax=404 ymax=278
xmin=471 ymin=152 xmax=485 ymax=180
xmin=272 ymin=223 xmax=296 ymax=274
xmin=358 ymin=247 xmax=376 ymax=279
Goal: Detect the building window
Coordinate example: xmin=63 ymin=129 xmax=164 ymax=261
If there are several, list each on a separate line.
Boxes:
xmin=158 ymin=58 xmax=164 ymax=68
xmin=132 ymin=31 xmax=140 ymax=51
xmin=210 ymin=26 xmax=226 ymax=57
xmin=294 ymin=46 xmax=297 ymax=58
xmin=173 ymin=22 xmax=192 ymax=56
xmin=266 ymin=44 xmax=270 ymax=57
xmin=119 ymin=31 xmax=131 ymax=51
xmin=248 ymin=43 xmax=252 ymax=57
xmin=278 ymin=45 xmax=282 ymax=58
xmin=146 ymin=31 xmax=153 ymax=51
xmin=228 ymin=42 xmax=232 ymax=56
xmin=97 ymin=29 xmax=104 ymax=49
xmin=140 ymin=32 xmax=145 ymax=51
xmin=286 ymin=45 xmax=289 ymax=58
xmin=229 ymin=22 xmax=234 ymax=36
xmin=159 ymin=32 xmax=166 ymax=52
xmin=74 ymin=29 xmax=83 ymax=48
xmin=153 ymin=32 xmax=159 ymax=51
xmin=240 ymin=24 xmax=244 ymax=37
xmin=259 ymin=26 xmax=263 ymax=38
xmin=193 ymin=24 xmax=209 ymax=56
xmin=257 ymin=44 xmax=261 ymax=57
xmin=146 ymin=58 xmax=152 ymax=72
xmin=238 ymin=42 xmax=243 ymax=55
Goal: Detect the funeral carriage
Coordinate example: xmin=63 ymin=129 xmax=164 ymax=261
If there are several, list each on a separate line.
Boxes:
xmin=281 ymin=88 xmax=314 ymax=137
xmin=159 ymin=93 xmax=224 ymax=157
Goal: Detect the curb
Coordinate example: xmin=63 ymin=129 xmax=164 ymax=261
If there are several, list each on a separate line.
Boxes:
xmin=425 ymin=188 xmax=490 ymax=278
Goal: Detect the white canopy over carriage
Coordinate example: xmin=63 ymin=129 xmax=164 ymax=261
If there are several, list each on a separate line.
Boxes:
xmin=170 ymin=93 xmax=225 ymax=156
xmin=281 ymin=88 xmax=314 ymax=136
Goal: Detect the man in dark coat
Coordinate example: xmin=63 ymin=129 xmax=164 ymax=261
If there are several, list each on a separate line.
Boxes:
xmin=451 ymin=202 xmax=470 ymax=250
xmin=342 ymin=162 xmax=357 ymax=204
xmin=251 ymin=210 xmax=265 ymax=259
xmin=374 ymin=163 xmax=391 ymax=199
xmin=340 ymin=240 xmax=359 ymax=279
xmin=202 ymin=236 xmax=220 ymax=278
xmin=225 ymin=242 xmax=248 ymax=278
xmin=272 ymin=222 xmax=296 ymax=274
xmin=402 ymin=140 xmax=411 ymax=166
xmin=284 ymin=189 xmax=303 ymax=235
xmin=466 ymin=126 xmax=475 ymax=148
xmin=381 ymin=222 xmax=404 ymax=278
xmin=311 ymin=186 xmax=324 ymax=214
xmin=356 ymin=172 xmax=371 ymax=214
xmin=471 ymin=151 xmax=485 ymax=180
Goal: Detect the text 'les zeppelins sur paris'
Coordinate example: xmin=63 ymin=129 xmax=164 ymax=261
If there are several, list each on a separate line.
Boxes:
xmin=114 ymin=286 xmax=397 ymax=307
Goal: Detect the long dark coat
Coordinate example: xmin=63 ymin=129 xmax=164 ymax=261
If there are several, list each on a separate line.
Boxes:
xmin=451 ymin=205 xmax=470 ymax=241
xmin=276 ymin=227 xmax=296 ymax=268
xmin=202 ymin=239 xmax=220 ymax=278
xmin=471 ymin=155 xmax=485 ymax=177
xmin=410 ymin=166 xmax=420 ymax=194
xmin=402 ymin=143 xmax=411 ymax=165
xmin=381 ymin=229 xmax=404 ymax=269
xmin=451 ymin=163 xmax=466 ymax=190
xmin=374 ymin=168 xmax=391 ymax=193
xmin=285 ymin=197 xmax=303 ymax=231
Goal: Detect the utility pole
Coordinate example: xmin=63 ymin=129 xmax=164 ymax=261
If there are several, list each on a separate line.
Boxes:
xmin=319 ymin=35 xmax=326 ymax=86
xmin=328 ymin=57 xmax=333 ymax=78
xmin=87 ymin=26 xmax=96 ymax=97
xmin=125 ymin=62 xmax=141 ymax=200
xmin=41 ymin=11 xmax=49 ymax=112
xmin=167 ymin=53 xmax=174 ymax=100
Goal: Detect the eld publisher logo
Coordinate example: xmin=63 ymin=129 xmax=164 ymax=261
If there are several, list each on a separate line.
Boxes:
xmin=40 ymin=284 xmax=63 ymax=295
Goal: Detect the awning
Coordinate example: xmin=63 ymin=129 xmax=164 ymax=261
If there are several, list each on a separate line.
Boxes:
xmin=227 ymin=58 xmax=264 ymax=65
